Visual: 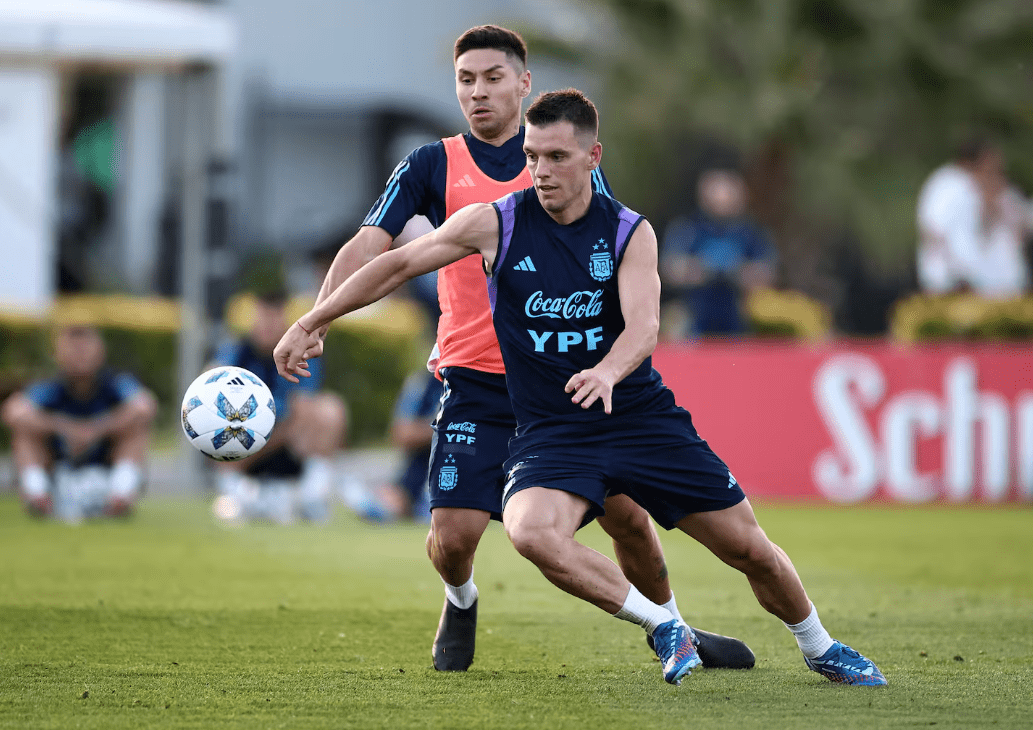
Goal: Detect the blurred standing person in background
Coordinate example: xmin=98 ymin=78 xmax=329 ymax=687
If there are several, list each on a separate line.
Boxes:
xmin=661 ymin=167 xmax=776 ymax=337
xmin=1 ymin=323 xmax=155 ymax=521
xmin=211 ymin=288 xmax=348 ymax=524
xmin=304 ymin=25 xmax=753 ymax=673
xmin=917 ymin=136 xmax=1032 ymax=299
xmin=382 ymin=368 xmax=442 ymax=521
xmin=379 ymin=217 xmax=442 ymax=523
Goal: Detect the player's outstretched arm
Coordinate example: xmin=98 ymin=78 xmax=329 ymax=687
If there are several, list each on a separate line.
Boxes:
xmin=315 ymin=226 xmax=394 ymax=311
xmin=565 ymin=221 xmax=661 ymax=413
xmin=305 ymin=225 xmax=395 ymax=356
xmin=274 ymin=204 xmax=500 ymax=382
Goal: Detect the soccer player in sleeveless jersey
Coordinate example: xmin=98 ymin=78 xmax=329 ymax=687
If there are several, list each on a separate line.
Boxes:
xmin=295 ymin=25 xmax=752 ymax=674
xmin=275 ymin=89 xmax=885 ymax=687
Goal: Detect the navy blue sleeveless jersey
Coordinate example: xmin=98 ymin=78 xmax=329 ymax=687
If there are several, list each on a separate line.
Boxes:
xmin=362 ymin=129 xmax=613 ymax=236
xmin=488 ymin=189 xmax=673 ymax=429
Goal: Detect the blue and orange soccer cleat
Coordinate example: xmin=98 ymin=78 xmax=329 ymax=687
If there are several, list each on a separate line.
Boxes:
xmin=804 ymin=641 xmax=887 ymax=685
xmin=652 ymin=620 xmax=702 ymax=685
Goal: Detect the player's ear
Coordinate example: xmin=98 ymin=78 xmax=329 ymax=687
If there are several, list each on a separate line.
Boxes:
xmin=588 ymin=141 xmax=602 ymax=170
xmin=519 ymin=69 xmax=531 ymax=98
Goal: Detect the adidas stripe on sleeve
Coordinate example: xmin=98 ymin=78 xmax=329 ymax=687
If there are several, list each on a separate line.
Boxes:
xmin=362 ymin=142 xmax=447 ymax=237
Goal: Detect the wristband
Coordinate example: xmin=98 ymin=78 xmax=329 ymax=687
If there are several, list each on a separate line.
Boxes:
xmin=296 ymin=321 xmax=313 ymax=336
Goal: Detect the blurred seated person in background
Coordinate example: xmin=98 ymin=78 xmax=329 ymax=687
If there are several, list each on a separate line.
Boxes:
xmin=1 ymin=323 xmax=156 ymax=521
xmin=917 ymin=136 xmax=1032 ymax=299
xmin=661 ymin=166 xmax=776 ymax=336
xmin=211 ymin=289 xmax=347 ymax=524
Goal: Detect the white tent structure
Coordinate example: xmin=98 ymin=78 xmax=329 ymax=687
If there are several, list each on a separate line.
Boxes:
xmin=0 ymin=0 xmax=233 ymax=64
xmin=0 ymin=0 xmax=234 ymax=310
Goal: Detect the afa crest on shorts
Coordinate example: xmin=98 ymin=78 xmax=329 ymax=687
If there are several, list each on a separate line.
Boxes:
xmin=438 ymin=465 xmax=458 ymax=491
xmin=589 ymin=252 xmax=613 ymax=281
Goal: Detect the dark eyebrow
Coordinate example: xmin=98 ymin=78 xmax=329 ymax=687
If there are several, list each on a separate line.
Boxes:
xmin=457 ymin=64 xmax=506 ymax=76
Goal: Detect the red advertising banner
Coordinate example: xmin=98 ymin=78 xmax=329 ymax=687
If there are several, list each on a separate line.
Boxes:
xmin=652 ymin=342 xmax=1033 ymax=503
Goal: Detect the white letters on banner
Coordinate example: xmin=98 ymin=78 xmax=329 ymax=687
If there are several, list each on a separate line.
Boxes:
xmin=812 ymin=355 xmax=1033 ymax=503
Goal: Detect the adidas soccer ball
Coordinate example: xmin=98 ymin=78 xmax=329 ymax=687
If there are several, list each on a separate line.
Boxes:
xmin=181 ymin=366 xmax=276 ymax=461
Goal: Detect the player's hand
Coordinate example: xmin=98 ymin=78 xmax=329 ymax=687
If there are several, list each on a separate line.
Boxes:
xmin=273 ymin=320 xmax=321 ymax=383
xmin=565 ymin=368 xmax=615 ymax=414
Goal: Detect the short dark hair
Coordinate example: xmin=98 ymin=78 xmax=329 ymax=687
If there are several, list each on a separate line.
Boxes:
xmin=454 ymin=25 xmax=527 ymax=68
xmin=524 ymin=89 xmax=598 ymax=137
xmin=255 ymin=288 xmax=289 ymax=308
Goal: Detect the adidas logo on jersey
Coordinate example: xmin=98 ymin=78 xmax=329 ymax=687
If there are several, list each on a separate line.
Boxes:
xmin=226 ymin=377 xmax=246 ymax=386
xmin=452 ymin=174 xmax=476 ymax=188
xmin=513 ymin=256 xmax=537 ymax=272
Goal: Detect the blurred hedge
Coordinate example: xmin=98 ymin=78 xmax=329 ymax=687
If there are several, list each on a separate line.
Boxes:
xmin=745 ymin=287 xmax=832 ymax=340
xmin=0 ymin=294 xmax=428 ymax=448
xmin=891 ymin=293 xmax=1033 ymax=342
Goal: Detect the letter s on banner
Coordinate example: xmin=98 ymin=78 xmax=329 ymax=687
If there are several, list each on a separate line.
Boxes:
xmin=811 ymin=355 xmax=884 ymax=503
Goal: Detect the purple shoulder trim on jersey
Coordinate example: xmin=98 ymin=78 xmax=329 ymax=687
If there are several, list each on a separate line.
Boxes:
xmin=487 ymin=193 xmax=519 ymax=313
xmin=615 ymin=205 xmax=644 ymax=261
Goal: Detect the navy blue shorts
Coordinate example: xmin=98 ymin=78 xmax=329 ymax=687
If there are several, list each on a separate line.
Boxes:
xmin=502 ymin=406 xmax=746 ymax=529
xmin=427 ymin=367 xmax=516 ymax=519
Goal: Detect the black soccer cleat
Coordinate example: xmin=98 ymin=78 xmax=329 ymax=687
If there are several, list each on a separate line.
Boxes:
xmin=692 ymin=627 xmax=755 ymax=669
xmin=432 ymin=598 xmax=477 ymax=671
xmin=647 ymin=625 xmax=755 ymax=670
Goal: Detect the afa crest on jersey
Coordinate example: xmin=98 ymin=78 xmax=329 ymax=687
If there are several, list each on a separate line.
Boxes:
xmin=589 ymin=252 xmax=613 ymax=281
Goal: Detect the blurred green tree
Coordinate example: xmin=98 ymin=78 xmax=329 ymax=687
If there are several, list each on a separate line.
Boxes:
xmin=528 ymin=0 xmax=1033 ymax=302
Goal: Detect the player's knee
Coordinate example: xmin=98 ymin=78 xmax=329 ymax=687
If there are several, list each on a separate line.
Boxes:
xmin=598 ymin=503 xmax=652 ymax=545
xmin=294 ymin=393 xmax=348 ymax=443
xmin=429 ymin=522 xmax=478 ymax=565
xmin=505 ymin=522 xmax=559 ymax=566
xmin=727 ymin=532 xmax=779 ymax=575
xmin=310 ymin=393 xmax=347 ymax=431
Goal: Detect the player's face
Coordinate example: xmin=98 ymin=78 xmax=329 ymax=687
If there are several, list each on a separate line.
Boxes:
xmin=54 ymin=326 xmax=105 ymax=379
xmin=455 ymin=49 xmax=530 ymax=144
xmin=524 ymin=121 xmax=601 ymax=221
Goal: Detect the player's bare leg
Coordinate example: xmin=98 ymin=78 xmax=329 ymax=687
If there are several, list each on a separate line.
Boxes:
xmin=288 ymin=392 xmax=347 ymax=521
xmin=676 ymin=498 xmax=810 ymax=622
xmin=288 ymin=393 xmax=347 ymax=458
xmin=106 ymin=416 xmax=152 ymax=516
xmin=426 ymin=507 xmax=491 ymax=670
xmin=676 ymin=498 xmax=886 ymax=685
xmin=504 ymin=487 xmax=701 ymax=684
xmin=598 ymin=495 xmax=670 ymax=603
xmin=7 ymin=429 xmax=55 ymax=516
xmin=600 ymin=494 xmax=754 ymax=669
xmin=506 ymin=489 xmax=631 ymax=610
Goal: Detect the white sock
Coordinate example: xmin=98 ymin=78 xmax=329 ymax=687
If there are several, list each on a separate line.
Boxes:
xmin=299 ymin=457 xmax=333 ymax=501
xmin=21 ymin=466 xmax=50 ymax=499
xmin=443 ymin=572 xmax=478 ymax=610
xmin=613 ymin=585 xmax=675 ymax=636
xmin=785 ymin=603 xmax=835 ymax=658
xmin=110 ymin=461 xmax=142 ymax=500
xmin=662 ymin=594 xmax=686 ymax=626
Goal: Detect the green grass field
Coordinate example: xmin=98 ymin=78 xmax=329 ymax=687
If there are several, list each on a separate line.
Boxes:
xmin=1 ymin=496 xmax=1031 ymax=729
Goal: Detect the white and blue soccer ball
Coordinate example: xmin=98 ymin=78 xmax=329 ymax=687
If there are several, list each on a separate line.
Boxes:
xmin=181 ymin=366 xmax=276 ymax=461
